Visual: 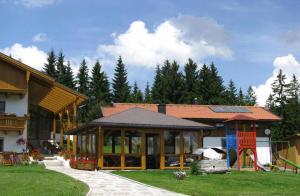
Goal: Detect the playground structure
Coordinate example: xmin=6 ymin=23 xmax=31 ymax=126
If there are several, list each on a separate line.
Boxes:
xmin=272 ymin=140 xmax=300 ymax=173
xmin=225 ymin=115 xmax=258 ymax=171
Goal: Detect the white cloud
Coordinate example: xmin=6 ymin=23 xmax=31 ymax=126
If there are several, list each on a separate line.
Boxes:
xmin=98 ymin=15 xmax=233 ymax=68
xmin=15 ymin=0 xmax=60 ymax=8
xmin=253 ymin=54 xmax=300 ymax=106
xmin=32 ymin=33 xmax=47 ymax=42
xmin=0 ymin=43 xmax=47 ymax=70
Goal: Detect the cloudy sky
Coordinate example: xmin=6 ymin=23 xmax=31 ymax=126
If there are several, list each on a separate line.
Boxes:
xmin=1 ymin=0 xmax=300 ymax=106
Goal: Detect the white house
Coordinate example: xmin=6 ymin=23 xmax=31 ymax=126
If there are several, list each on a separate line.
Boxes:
xmin=0 ymin=52 xmax=87 ymax=154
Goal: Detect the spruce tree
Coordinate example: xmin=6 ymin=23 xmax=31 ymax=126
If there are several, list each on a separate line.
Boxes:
xmin=198 ymin=64 xmax=211 ymax=104
xmin=112 ymin=56 xmax=131 ymax=103
xmin=238 ymin=88 xmax=245 ymax=105
xmin=271 ymin=69 xmax=288 ymax=116
xmin=183 ymin=59 xmax=199 ymax=104
xmin=43 ymin=49 xmax=57 ymax=78
xmin=76 ymin=59 xmax=90 ymax=95
xmin=130 ymin=81 xmax=143 ymax=103
xmin=64 ymin=61 xmax=75 ymax=89
xmin=209 ymin=62 xmax=226 ymax=104
xmin=76 ymin=59 xmax=90 ymax=123
xmin=90 ymin=60 xmax=111 ymax=103
xmin=151 ymin=65 xmax=163 ymax=103
xmin=144 ymin=81 xmax=152 ymax=103
xmin=160 ymin=60 xmax=184 ymax=103
xmin=56 ymin=51 xmax=67 ymax=85
xmin=225 ymin=79 xmax=238 ymax=104
xmin=245 ymin=86 xmax=257 ymax=106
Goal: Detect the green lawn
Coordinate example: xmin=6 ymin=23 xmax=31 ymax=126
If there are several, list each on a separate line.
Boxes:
xmin=0 ymin=165 xmax=89 ymax=196
xmin=113 ymin=170 xmax=300 ymax=196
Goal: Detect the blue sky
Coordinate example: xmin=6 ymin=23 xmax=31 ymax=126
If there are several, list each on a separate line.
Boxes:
xmin=1 ymin=0 xmax=300 ymax=105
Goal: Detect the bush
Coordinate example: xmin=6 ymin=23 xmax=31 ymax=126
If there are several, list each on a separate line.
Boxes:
xmin=191 ymin=161 xmax=199 ymax=175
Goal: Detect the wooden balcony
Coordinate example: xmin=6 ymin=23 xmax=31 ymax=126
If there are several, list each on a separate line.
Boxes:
xmin=0 ymin=115 xmax=28 ymax=134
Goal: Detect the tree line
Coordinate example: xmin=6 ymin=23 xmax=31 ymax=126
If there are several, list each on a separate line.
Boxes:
xmin=267 ymin=70 xmax=300 ymax=140
xmin=43 ymin=49 xmax=257 ymax=122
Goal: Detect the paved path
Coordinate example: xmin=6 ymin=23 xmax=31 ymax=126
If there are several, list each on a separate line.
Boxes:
xmin=46 ymin=166 xmax=185 ymax=196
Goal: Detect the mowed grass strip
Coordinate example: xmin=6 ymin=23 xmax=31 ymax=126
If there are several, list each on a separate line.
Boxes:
xmin=0 ymin=165 xmax=89 ymax=196
xmin=113 ymin=170 xmax=300 ymax=196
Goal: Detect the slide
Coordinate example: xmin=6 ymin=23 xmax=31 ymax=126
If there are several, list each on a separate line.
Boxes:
xmin=250 ymin=154 xmax=271 ymax=172
xmin=278 ymin=155 xmax=300 ymax=173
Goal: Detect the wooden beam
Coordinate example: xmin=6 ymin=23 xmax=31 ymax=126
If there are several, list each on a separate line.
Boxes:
xmin=52 ymin=115 xmax=56 ymax=144
xmin=66 ymin=109 xmax=71 ymax=151
xmin=98 ymin=128 xmax=103 ymax=169
xmin=180 ymin=131 xmax=184 ymax=170
xmin=72 ymin=102 xmax=77 ymax=155
xmin=121 ymin=129 xmax=125 ymax=169
xmin=141 ymin=131 xmax=146 ymax=170
xmin=59 ymin=112 xmax=63 ymax=147
xmin=160 ymin=130 xmax=165 ymax=170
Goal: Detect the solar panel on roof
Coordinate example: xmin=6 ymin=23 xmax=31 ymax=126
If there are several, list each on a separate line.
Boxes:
xmin=209 ymin=106 xmax=251 ymax=113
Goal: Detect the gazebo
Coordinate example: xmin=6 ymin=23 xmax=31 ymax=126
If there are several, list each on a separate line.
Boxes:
xmin=67 ymin=107 xmax=213 ymax=170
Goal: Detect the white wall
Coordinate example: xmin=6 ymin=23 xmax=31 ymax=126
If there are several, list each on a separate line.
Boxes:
xmin=203 ymin=136 xmax=271 ymax=164
xmin=0 ymin=122 xmax=27 ymax=153
xmin=0 ymin=93 xmax=28 ymax=116
xmin=0 ymin=93 xmax=28 ymax=152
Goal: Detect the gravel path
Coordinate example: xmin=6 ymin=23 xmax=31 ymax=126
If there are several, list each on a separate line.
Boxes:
xmin=46 ymin=166 xmax=185 ymax=196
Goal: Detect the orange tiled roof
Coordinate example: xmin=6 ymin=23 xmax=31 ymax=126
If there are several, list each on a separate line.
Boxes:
xmin=101 ymin=103 xmax=281 ymax=121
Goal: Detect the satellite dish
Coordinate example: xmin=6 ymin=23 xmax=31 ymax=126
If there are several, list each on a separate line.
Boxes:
xmin=264 ymin=129 xmax=271 ymax=136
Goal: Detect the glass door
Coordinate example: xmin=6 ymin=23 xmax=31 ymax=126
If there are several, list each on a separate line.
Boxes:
xmin=146 ymin=133 xmax=160 ymax=169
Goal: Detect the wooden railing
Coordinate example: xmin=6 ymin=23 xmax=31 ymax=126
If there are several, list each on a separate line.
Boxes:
xmin=237 ymin=131 xmax=256 ymax=149
xmin=0 ymin=115 xmax=28 ymax=133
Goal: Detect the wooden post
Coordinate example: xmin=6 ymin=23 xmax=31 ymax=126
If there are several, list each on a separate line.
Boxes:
xmin=180 ymin=131 xmax=184 ymax=170
xmin=121 ymin=129 xmax=125 ymax=169
xmin=52 ymin=115 xmax=56 ymax=144
xmin=59 ymin=112 xmax=63 ymax=147
xmin=73 ymin=102 xmax=77 ymax=154
xmin=160 ymin=130 xmax=165 ymax=169
xmin=141 ymin=131 xmax=146 ymax=169
xmin=98 ymin=128 xmax=103 ymax=169
xmin=67 ymin=109 xmax=71 ymax=151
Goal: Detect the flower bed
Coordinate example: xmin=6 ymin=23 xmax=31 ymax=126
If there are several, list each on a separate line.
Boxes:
xmin=70 ymin=157 xmax=96 ymax=171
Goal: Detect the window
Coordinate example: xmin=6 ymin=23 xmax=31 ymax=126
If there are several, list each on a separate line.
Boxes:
xmin=0 ymin=138 xmax=3 ymax=152
xmin=125 ymin=130 xmax=142 ymax=167
xmin=164 ymin=131 xmax=180 ymax=167
xmin=0 ymin=101 xmax=5 ymax=114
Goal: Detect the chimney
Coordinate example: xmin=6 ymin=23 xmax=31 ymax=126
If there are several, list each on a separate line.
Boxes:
xmin=158 ymin=104 xmax=166 ymax=114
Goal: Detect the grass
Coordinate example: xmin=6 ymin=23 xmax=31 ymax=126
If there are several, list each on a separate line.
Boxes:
xmin=0 ymin=164 xmax=89 ymax=196
xmin=113 ymin=170 xmax=300 ymax=196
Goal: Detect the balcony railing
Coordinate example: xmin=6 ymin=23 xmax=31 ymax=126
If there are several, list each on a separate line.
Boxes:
xmin=0 ymin=115 xmax=28 ymax=133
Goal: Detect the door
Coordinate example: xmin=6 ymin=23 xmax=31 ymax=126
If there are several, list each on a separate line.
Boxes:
xmin=146 ymin=133 xmax=160 ymax=169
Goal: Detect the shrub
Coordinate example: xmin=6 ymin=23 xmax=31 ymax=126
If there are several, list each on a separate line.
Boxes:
xmin=191 ymin=161 xmax=199 ymax=175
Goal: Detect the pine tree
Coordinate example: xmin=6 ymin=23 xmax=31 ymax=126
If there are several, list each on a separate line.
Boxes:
xmin=76 ymin=59 xmax=90 ymax=123
xmin=245 ymin=86 xmax=257 ymax=106
xmin=144 ymin=81 xmax=152 ymax=103
xmin=90 ymin=60 xmax=111 ymax=104
xmin=130 ymin=81 xmax=143 ymax=103
xmin=64 ymin=61 xmax=75 ymax=89
xmin=209 ymin=62 xmax=226 ymax=104
xmin=198 ymin=64 xmax=211 ymax=104
xmin=237 ymin=88 xmax=245 ymax=105
xmin=271 ymin=69 xmax=288 ymax=116
xmin=183 ymin=58 xmax=199 ymax=104
xmin=43 ymin=49 xmax=57 ymax=78
xmin=151 ymin=65 xmax=163 ymax=103
xmin=160 ymin=60 xmax=184 ymax=103
xmin=76 ymin=59 xmax=89 ymax=95
xmin=225 ymin=79 xmax=238 ymax=104
xmin=56 ymin=51 xmax=67 ymax=85
xmin=112 ymin=56 xmax=131 ymax=103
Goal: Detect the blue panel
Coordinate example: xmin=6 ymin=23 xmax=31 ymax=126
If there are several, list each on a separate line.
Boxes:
xmin=209 ymin=106 xmax=251 ymax=113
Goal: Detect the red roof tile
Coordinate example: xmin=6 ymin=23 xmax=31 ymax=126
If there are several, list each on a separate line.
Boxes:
xmin=101 ymin=103 xmax=281 ymax=121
